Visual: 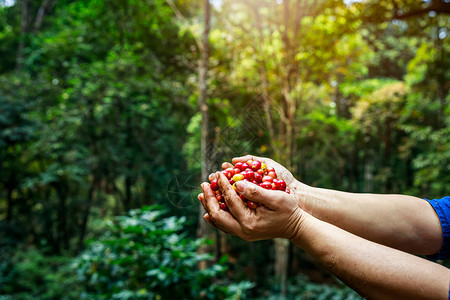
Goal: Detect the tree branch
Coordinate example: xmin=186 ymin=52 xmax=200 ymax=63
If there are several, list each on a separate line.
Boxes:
xmin=393 ymin=0 xmax=450 ymax=20
xmin=164 ymin=0 xmax=202 ymax=52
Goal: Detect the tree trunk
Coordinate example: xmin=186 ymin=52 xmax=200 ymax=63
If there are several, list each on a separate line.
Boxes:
xmin=123 ymin=104 xmax=133 ymax=211
xmin=197 ymin=0 xmax=215 ymax=269
xmin=6 ymin=185 xmax=13 ymax=222
xmin=124 ymin=174 xmax=132 ymax=211
xmin=274 ymin=1 xmax=301 ymax=296
xmin=55 ymin=182 xmax=69 ymax=252
xmin=5 ymin=169 xmax=15 ymax=222
xmin=435 ymin=20 xmax=446 ymax=129
xmin=253 ymin=6 xmax=276 ymax=144
xmin=364 ymin=153 xmax=374 ymax=193
xmin=274 ymin=238 xmax=290 ymax=297
xmin=16 ymin=0 xmax=29 ymax=70
xmin=384 ymin=120 xmax=392 ymax=192
xmin=78 ymin=177 xmax=97 ymax=252
xmin=33 ymin=0 xmax=57 ymax=31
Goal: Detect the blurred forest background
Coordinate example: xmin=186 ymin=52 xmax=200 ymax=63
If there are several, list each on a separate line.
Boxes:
xmin=0 ymin=0 xmax=449 ymax=299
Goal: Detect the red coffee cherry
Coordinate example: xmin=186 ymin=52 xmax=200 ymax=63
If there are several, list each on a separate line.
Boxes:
xmin=208 ymin=160 xmax=289 ymax=211
xmin=219 ymin=202 xmax=228 ymax=211
xmin=251 ymin=160 xmax=261 ymax=171
xmin=255 ymin=173 xmax=263 ymax=183
xmin=260 ymin=182 xmax=272 ymax=190
xmin=244 ymin=170 xmax=255 ymax=181
xmin=247 ymin=200 xmax=258 ymax=210
xmin=234 ymin=162 xmax=244 ymax=170
xmin=262 ymin=175 xmax=273 ymax=183
xmin=241 ymin=162 xmax=250 ymax=171
xmin=210 ymin=180 xmax=219 ymax=191
xmin=275 ymin=179 xmax=286 ymax=191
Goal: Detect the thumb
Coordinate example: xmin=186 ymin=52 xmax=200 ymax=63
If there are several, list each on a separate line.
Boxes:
xmin=235 ymin=181 xmax=285 ymax=209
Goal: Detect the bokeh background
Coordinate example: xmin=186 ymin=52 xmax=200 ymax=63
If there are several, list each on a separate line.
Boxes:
xmin=0 ymin=0 xmax=449 ymax=299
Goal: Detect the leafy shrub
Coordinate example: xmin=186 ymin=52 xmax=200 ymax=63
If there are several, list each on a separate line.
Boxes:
xmin=75 ymin=205 xmax=253 ymax=299
xmin=0 ymin=249 xmax=81 ymax=300
xmin=262 ymin=275 xmax=362 ymax=300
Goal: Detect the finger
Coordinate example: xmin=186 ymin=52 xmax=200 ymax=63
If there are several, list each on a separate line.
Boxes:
xmin=201 ymin=182 xmax=245 ymax=236
xmin=198 ymin=193 xmax=208 ymax=212
xmin=235 ymin=180 xmax=288 ymax=210
xmin=198 ymin=195 xmax=229 ymax=233
xmin=222 ymin=162 xmax=234 ymax=170
xmin=201 ymin=182 xmax=220 ymax=214
xmin=204 ymin=213 xmax=221 ymax=230
xmin=232 ymin=154 xmax=268 ymax=165
xmin=204 ymin=213 xmax=234 ymax=235
xmin=232 ymin=155 xmax=294 ymax=185
xmin=208 ymin=173 xmax=216 ymax=182
xmin=216 ymin=172 xmax=248 ymax=221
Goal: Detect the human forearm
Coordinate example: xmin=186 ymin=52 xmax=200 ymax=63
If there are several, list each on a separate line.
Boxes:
xmin=291 ymin=214 xmax=450 ymax=300
xmin=296 ymin=185 xmax=442 ymax=255
xmin=199 ymin=172 xmax=450 ymax=299
xmin=228 ymin=155 xmax=442 ymax=255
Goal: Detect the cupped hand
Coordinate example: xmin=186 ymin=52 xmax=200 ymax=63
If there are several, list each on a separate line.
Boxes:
xmin=199 ymin=171 xmax=306 ymax=242
xmin=221 ymin=154 xmax=310 ymax=208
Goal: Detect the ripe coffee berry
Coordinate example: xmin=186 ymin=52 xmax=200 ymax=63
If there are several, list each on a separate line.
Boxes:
xmin=262 ymin=175 xmax=273 ymax=183
xmin=234 ymin=162 xmax=243 ymax=170
xmin=275 ymin=179 xmax=286 ymax=190
xmin=268 ymin=171 xmax=277 ymax=179
xmin=222 ymin=170 xmax=232 ymax=180
xmin=251 ymin=160 xmax=261 ymax=171
xmin=219 ymin=202 xmax=228 ymax=211
xmin=247 ymin=200 xmax=258 ymax=210
xmin=255 ymin=173 xmax=263 ymax=183
xmin=210 ymin=180 xmax=219 ymax=191
xmin=207 ymin=159 xmax=289 ymax=211
xmin=244 ymin=170 xmax=255 ymax=181
xmin=260 ymin=181 xmax=272 ymax=190
xmin=241 ymin=162 xmax=250 ymax=171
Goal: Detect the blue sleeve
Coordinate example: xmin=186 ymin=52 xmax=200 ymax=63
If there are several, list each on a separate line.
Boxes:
xmin=425 ymin=196 xmax=450 ymax=260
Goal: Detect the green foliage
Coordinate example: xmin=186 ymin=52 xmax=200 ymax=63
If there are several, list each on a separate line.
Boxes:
xmin=340 ymin=78 xmax=399 ymax=98
xmin=0 ymin=249 xmax=81 ymax=299
xmin=298 ymin=109 xmax=357 ymax=189
xmin=0 ymin=0 xmax=448 ymax=299
xmin=0 ymin=0 xmax=196 ymax=255
xmin=75 ymin=206 xmax=253 ymax=299
xmin=264 ymin=275 xmax=362 ymax=300
xmin=0 ymin=206 xmax=254 ymax=299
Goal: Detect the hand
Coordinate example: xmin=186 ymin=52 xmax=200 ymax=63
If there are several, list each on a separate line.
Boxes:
xmin=214 ymin=154 xmax=310 ymax=210
xmin=199 ymin=171 xmax=306 ymax=241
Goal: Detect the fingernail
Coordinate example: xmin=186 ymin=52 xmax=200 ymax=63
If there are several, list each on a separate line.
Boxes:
xmin=215 ymin=172 xmax=220 ymax=179
xmin=236 ymin=181 xmax=246 ymax=193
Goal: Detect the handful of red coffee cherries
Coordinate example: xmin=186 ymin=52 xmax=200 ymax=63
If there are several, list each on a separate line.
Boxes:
xmin=209 ymin=159 xmax=290 ymax=211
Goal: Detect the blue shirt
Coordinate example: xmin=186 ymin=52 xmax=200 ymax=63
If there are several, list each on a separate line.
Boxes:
xmin=424 ymin=196 xmax=450 ymax=300
xmin=425 ymin=196 xmax=450 ymax=260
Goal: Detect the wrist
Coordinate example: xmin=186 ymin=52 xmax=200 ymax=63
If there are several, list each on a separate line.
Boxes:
xmin=289 ymin=211 xmax=316 ymax=249
xmin=291 ymin=181 xmax=315 ymax=214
